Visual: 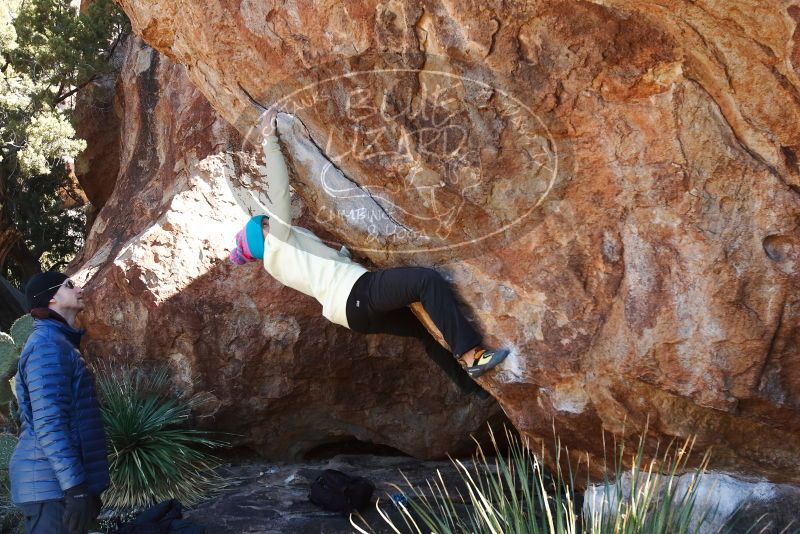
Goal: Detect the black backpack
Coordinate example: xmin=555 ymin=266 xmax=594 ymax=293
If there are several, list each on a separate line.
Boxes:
xmin=308 ymin=469 xmax=375 ymax=513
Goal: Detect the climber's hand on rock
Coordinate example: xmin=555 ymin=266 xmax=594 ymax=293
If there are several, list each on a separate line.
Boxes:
xmin=258 ymin=108 xmax=278 ymax=139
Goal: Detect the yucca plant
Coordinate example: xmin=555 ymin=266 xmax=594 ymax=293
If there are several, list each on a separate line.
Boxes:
xmin=353 ymin=426 xmax=713 ymax=534
xmin=95 ymin=363 xmax=229 ymax=513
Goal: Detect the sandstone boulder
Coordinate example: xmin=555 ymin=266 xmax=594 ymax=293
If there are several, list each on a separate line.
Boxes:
xmin=92 ymin=0 xmax=799 ymax=481
xmin=72 ymin=35 xmax=501 ymax=459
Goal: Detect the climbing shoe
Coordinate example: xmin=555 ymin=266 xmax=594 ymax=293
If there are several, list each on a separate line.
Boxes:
xmin=463 ymin=348 xmax=510 ymax=378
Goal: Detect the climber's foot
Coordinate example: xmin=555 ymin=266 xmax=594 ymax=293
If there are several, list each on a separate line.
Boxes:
xmin=460 ymin=348 xmax=510 ymax=378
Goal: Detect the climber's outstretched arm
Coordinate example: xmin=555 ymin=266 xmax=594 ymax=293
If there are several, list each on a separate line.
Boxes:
xmin=259 ymin=110 xmax=291 ymax=243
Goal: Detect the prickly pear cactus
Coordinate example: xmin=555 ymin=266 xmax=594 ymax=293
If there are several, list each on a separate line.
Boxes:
xmin=0 ymin=315 xmax=33 ymax=409
xmin=9 ymin=315 xmax=33 ymax=349
xmin=0 ymin=335 xmax=15 ymax=381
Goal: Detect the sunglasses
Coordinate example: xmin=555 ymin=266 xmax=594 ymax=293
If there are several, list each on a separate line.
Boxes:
xmin=33 ymin=279 xmax=75 ymax=300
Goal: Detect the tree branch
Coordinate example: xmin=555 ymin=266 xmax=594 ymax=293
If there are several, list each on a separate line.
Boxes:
xmin=104 ymin=30 xmax=126 ymax=62
xmin=53 ymin=74 xmax=99 ymax=105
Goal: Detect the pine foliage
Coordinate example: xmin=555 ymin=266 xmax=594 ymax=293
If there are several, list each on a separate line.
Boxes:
xmin=0 ymin=0 xmax=129 ymax=283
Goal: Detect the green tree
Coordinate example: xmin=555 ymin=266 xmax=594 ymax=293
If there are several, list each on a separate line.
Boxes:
xmin=0 ymin=0 xmax=129 ymax=288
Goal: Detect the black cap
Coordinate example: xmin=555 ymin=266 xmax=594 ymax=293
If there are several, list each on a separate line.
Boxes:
xmin=24 ymin=272 xmax=68 ymax=311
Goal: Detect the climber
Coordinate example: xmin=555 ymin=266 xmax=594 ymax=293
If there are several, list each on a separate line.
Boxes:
xmin=229 ymin=109 xmax=510 ymax=396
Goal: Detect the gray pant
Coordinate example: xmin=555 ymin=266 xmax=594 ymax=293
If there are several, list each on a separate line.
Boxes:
xmin=19 ymin=500 xmax=88 ymax=534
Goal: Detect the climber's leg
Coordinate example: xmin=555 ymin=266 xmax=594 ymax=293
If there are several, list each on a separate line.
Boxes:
xmin=346 ymin=269 xmax=509 ymax=380
xmin=350 ymin=304 xmax=484 ymax=395
xmin=357 ymin=267 xmax=483 ymax=357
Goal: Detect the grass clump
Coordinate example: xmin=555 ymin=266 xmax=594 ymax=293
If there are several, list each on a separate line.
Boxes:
xmin=584 ymin=431 xmax=709 ymax=534
xmin=352 ymin=426 xmax=713 ymax=534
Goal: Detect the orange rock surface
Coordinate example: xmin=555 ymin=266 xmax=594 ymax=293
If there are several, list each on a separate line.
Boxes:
xmin=72 ymin=36 xmax=500 ymax=459
xmin=83 ymin=0 xmax=800 ymax=479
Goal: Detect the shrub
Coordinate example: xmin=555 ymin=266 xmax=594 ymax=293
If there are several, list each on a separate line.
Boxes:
xmin=0 ymin=433 xmax=21 ymax=532
xmin=95 ymin=364 xmax=229 ymax=513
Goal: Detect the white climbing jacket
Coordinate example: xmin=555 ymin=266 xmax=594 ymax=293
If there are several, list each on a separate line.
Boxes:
xmin=260 ymin=134 xmax=367 ymax=328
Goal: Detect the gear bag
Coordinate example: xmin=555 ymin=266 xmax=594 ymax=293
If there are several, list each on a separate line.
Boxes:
xmin=308 ymin=469 xmax=374 ymax=513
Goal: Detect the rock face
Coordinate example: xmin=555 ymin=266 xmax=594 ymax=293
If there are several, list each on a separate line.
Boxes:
xmin=72 ymin=35 xmax=500 ymax=459
xmin=584 ymin=470 xmax=800 ymax=533
xmin=91 ymin=0 xmax=800 ymax=481
xmin=73 ymin=68 xmax=120 ymax=216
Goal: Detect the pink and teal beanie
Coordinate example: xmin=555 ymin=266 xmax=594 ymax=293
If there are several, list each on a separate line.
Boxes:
xmin=230 ymin=215 xmax=268 ymax=265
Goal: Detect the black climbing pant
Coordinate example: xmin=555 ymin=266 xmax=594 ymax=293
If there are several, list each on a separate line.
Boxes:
xmin=345 ymin=267 xmax=483 ymax=394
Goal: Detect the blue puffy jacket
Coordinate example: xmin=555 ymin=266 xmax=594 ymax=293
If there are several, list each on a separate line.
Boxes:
xmin=9 ymin=317 xmax=110 ymax=504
